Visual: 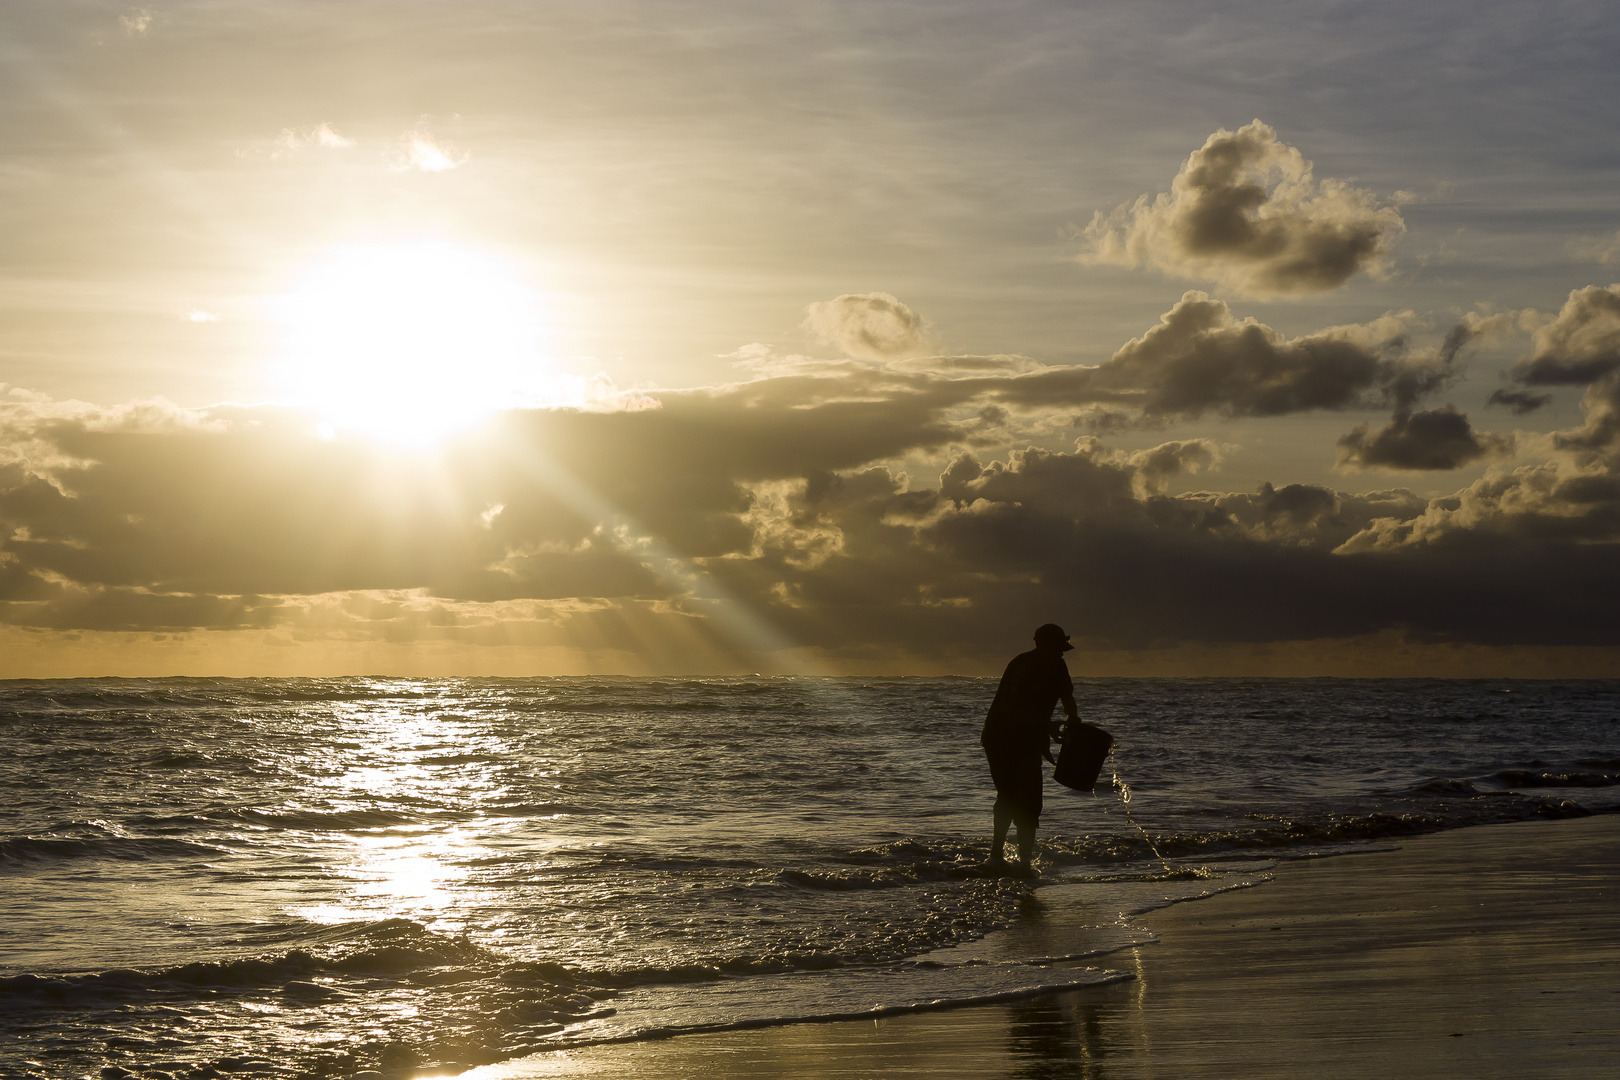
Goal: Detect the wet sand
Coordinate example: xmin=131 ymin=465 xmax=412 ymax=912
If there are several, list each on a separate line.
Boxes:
xmin=462 ymin=815 xmax=1620 ymax=1079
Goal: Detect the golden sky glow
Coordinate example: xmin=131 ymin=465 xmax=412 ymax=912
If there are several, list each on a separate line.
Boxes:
xmin=1 ymin=3 xmax=1618 ymax=676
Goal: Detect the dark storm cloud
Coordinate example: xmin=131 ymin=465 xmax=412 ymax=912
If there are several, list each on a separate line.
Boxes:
xmin=1335 ymin=406 xmax=1506 ymax=473
xmin=1083 ymin=121 xmax=1406 ymax=297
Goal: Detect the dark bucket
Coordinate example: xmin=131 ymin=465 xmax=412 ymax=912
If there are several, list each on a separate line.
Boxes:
xmin=1053 ymin=722 xmax=1114 ymax=791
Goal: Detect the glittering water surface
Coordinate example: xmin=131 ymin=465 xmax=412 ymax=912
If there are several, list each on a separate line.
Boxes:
xmin=2 ymin=677 xmax=1616 ymax=1078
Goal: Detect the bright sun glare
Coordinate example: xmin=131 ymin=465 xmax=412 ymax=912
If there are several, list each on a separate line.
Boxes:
xmin=276 ymin=241 xmax=554 ymax=443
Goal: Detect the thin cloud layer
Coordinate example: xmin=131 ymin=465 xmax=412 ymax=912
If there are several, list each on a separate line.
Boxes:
xmin=1083 ymin=121 xmax=1406 ymax=297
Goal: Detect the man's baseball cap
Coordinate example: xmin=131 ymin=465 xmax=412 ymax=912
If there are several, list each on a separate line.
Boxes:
xmin=1034 ymin=623 xmax=1074 ymax=651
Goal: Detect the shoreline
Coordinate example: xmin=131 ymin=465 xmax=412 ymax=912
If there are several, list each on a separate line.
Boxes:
xmin=462 ymin=814 xmax=1620 ymax=1078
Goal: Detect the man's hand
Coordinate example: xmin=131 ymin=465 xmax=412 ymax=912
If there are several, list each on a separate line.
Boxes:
xmin=1043 ymin=719 xmax=1066 ymax=765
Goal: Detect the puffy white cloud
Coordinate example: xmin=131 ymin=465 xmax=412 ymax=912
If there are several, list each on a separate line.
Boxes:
xmin=1083 ymin=121 xmax=1406 ymax=296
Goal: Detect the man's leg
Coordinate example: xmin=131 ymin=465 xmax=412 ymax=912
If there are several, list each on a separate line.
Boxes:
xmin=1012 ymin=813 xmax=1036 ymax=869
xmin=991 ymin=801 xmax=1013 ymax=862
xmin=1010 ymin=752 xmax=1043 ymax=870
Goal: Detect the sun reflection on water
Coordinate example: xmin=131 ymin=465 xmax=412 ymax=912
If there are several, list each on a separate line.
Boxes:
xmin=287 ymin=705 xmax=502 ymax=929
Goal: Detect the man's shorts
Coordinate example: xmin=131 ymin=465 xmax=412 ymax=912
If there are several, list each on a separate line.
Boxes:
xmin=984 ymin=744 xmax=1042 ymax=827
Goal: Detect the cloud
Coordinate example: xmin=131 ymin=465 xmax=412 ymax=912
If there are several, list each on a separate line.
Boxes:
xmin=310 ymin=122 xmax=354 ymax=149
xmin=1571 ymin=229 xmax=1620 ymax=266
xmin=1435 ymin=306 xmax=1538 ymax=366
xmin=1082 ymin=121 xmax=1406 ymax=296
xmin=804 ymin=292 xmax=928 ymax=359
xmin=2 ymin=294 xmax=1616 ymax=660
xmin=1194 ymin=483 xmax=1427 ymax=549
xmin=1551 ymin=371 xmax=1620 ymax=458
xmin=1335 ymin=406 xmax=1507 ymax=472
xmin=1122 ymin=439 xmax=1223 ymax=495
xmin=120 ymin=8 xmax=153 ymax=36
xmin=1340 ymin=370 xmax=1620 ymax=551
xmin=0 ymin=390 xmax=1613 ymax=655
xmin=395 ymin=120 xmax=469 ymax=172
xmin=887 ymin=354 xmax=1046 ymax=377
xmin=1487 ymin=388 xmax=1552 ymax=415
xmin=269 ymin=123 xmax=356 ymax=159
xmin=729 ymin=437 xmax=1618 ymax=653
xmin=999 ymin=291 xmax=1444 ymax=420
xmin=1509 ymin=284 xmax=1620 ymax=387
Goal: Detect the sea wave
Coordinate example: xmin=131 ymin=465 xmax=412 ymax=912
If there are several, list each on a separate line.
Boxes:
xmin=1 ymin=919 xmax=617 ymax=1079
xmin=0 ymin=833 xmax=223 ymax=864
xmin=1487 ymin=767 xmax=1620 ymax=789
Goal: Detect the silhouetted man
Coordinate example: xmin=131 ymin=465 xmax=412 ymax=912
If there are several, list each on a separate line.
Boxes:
xmin=981 ymin=623 xmax=1079 ymax=873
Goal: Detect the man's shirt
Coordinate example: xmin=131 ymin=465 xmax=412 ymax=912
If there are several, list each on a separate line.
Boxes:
xmin=980 ymin=648 xmax=1074 ymax=753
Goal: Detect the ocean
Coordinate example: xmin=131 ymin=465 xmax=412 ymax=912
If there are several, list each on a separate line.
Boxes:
xmin=2 ymin=677 xmax=1616 ymax=1079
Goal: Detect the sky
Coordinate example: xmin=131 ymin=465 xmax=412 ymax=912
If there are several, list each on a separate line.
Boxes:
xmin=1 ymin=0 xmax=1618 ymax=677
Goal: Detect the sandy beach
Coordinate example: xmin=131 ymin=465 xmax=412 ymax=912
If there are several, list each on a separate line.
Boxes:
xmin=462 ymin=815 xmax=1620 ymax=1079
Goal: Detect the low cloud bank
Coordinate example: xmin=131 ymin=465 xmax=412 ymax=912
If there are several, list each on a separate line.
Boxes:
xmin=4 ymin=299 xmax=1618 ymax=659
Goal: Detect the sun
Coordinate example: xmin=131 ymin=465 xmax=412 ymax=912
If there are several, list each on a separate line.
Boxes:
xmin=274 ymin=241 xmax=554 ymax=443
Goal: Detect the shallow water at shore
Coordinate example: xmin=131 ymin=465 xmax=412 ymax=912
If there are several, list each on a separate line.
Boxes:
xmin=2 ymin=677 xmax=1617 ymax=1077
